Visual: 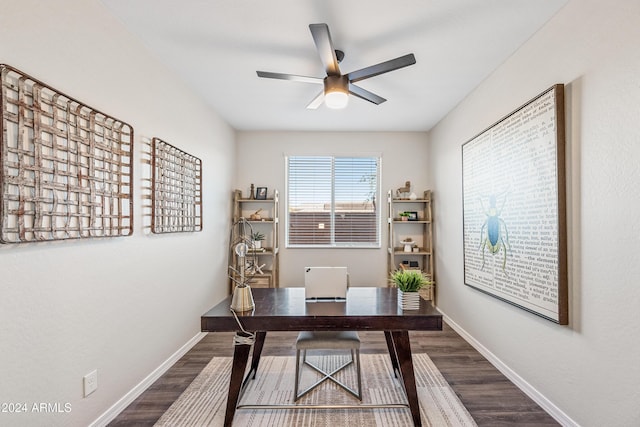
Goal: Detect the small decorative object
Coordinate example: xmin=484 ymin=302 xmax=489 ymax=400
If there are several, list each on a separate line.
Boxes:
xmin=255 ymin=187 xmax=268 ymax=200
xmin=228 ymin=218 xmax=257 ymax=312
xmin=399 ymin=212 xmax=411 ymax=221
xmin=398 ymin=261 xmax=420 ymax=270
xmin=249 ymin=262 xmax=266 ymax=275
xmin=406 ymin=211 xmax=418 ymax=221
xmin=250 ymin=230 xmax=265 ymax=249
xmin=400 ymin=238 xmax=414 ymax=253
xmin=409 ymin=192 xmax=418 ymax=200
xmin=249 ymin=208 xmax=263 ymax=220
xmin=396 ymin=180 xmax=411 ymax=199
xmin=390 ymin=270 xmax=431 ymax=310
xmin=249 ymin=184 xmax=255 ymax=199
xmin=413 ymin=247 xmax=420 ymax=253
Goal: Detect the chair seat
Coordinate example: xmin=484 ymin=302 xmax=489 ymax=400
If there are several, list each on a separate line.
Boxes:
xmin=296 ymin=331 xmax=361 ymax=350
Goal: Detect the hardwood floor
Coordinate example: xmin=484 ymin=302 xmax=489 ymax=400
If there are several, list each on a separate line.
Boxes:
xmin=108 ymin=322 xmax=559 ymax=426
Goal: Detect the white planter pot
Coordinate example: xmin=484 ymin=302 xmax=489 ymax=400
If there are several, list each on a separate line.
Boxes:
xmin=252 ymin=240 xmax=262 ymax=249
xmin=397 ymin=289 xmax=421 ymax=310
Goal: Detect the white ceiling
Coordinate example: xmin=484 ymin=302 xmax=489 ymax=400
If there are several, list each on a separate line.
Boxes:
xmin=100 ymin=0 xmax=567 ymax=132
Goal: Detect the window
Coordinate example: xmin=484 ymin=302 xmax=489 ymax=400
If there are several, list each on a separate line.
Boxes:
xmin=286 ymin=155 xmax=380 ymax=247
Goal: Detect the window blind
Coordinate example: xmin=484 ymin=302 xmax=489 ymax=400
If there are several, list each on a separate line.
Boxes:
xmin=286 ymin=155 xmax=380 ymax=247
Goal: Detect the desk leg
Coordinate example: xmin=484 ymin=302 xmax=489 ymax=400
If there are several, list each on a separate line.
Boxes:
xmin=384 ymin=331 xmax=400 ymax=378
xmin=224 ymin=334 xmax=252 ymax=427
xmin=248 ymin=331 xmax=266 ymax=380
xmin=391 ymin=330 xmax=421 ymax=427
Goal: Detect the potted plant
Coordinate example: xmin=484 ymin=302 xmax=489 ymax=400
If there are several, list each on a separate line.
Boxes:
xmin=399 ymin=212 xmax=411 ymax=221
xmin=250 ymin=231 xmax=265 ymax=249
xmin=389 ymin=270 xmax=431 ymax=310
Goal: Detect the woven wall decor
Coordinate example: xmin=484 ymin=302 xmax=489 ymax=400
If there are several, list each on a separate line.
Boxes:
xmin=151 ymin=137 xmax=202 ymax=233
xmin=0 ymin=64 xmax=133 ymax=243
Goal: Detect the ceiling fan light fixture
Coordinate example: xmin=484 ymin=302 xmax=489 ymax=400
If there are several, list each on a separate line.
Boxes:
xmin=256 ymin=24 xmax=416 ymax=109
xmin=325 ymin=90 xmax=348 ymax=109
xmin=324 ymin=75 xmax=349 ymax=109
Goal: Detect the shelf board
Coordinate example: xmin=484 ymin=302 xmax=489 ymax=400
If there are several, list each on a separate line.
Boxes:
xmin=231 ymin=270 xmax=273 ymax=276
xmin=248 ymin=247 xmax=278 ymax=255
xmin=392 ymin=248 xmax=432 ymax=255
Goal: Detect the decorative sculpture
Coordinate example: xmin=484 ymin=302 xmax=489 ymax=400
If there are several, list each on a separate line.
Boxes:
xmin=249 ymin=208 xmax=263 ymax=220
xmin=0 ymin=63 xmax=133 ymax=243
xmin=151 ymin=137 xmax=202 ymax=234
xmin=396 ymin=181 xmax=411 ymax=198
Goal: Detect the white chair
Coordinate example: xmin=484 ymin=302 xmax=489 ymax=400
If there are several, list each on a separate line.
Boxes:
xmin=294 ymin=267 xmax=362 ymax=401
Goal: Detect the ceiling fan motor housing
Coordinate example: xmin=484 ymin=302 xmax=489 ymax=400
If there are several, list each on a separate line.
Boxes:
xmin=324 ymin=75 xmax=348 ymax=93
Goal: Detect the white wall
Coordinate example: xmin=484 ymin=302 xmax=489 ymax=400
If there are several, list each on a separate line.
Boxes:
xmin=429 ymin=1 xmax=640 ymax=426
xmin=235 ymin=131 xmax=429 ymax=286
xmin=0 ymin=1 xmax=235 ymax=426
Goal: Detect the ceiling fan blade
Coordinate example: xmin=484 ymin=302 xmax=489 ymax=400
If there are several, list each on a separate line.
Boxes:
xmin=346 ymin=53 xmax=416 ymax=83
xmin=309 ymin=23 xmax=340 ymax=76
xmin=256 ymin=71 xmax=323 ymax=84
xmin=349 ymin=83 xmax=387 ymax=105
xmin=306 ymin=90 xmax=325 ymax=109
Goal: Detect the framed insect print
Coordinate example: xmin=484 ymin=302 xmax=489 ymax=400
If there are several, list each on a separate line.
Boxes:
xmin=462 ymin=84 xmax=568 ymax=324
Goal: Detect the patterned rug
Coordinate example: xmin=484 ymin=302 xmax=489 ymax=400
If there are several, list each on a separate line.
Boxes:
xmin=155 ymin=353 xmax=477 ymax=426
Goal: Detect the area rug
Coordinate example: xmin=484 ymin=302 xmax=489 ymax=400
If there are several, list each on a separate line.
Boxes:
xmin=155 ymin=353 xmax=477 ymax=427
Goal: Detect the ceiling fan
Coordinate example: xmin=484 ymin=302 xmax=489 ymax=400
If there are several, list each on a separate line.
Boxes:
xmin=256 ymin=23 xmax=416 ymax=109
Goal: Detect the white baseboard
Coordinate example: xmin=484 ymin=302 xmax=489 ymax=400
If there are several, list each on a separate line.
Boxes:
xmin=89 ymin=331 xmax=207 ymax=427
xmin=440 ymin=312 xmax=579 ymax=427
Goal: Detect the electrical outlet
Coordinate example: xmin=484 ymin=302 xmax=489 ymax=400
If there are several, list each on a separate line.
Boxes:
xmin=83 ymin=370 xmax=98 ymax=397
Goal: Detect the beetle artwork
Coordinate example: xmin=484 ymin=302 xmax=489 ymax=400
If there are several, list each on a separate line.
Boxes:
xmin=478 ymin=193 xmax=511 ymax=274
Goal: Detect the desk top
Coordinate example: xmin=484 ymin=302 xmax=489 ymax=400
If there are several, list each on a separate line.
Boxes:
xmin=201 ymin=287 xmax=442 ymax=332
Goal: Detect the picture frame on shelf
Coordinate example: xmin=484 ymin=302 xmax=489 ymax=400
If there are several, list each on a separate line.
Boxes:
xmin=406 ymin=211 xmax=418 ymax=221
xmin=255 ymin=187 xmax=268 ymax=200
xmin=399 ymin=260 xmax=420 ymax=270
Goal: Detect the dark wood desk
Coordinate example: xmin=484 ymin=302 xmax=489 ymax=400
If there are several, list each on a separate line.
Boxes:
xmin=201 ymin=287 xmax=443 ymax=427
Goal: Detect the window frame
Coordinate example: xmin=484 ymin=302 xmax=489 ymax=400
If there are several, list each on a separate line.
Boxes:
xmin=285 ymin=154 xmax=382 ymax=249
